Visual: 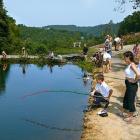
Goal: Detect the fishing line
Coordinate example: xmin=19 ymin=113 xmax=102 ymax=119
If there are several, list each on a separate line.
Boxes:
xmin=22 ymin=118 xmax=82 ymax=132
xmin=68 ymin=68 xmax=83 ymax=77
xmin=21 ymin=89 xmax=105 ymax=99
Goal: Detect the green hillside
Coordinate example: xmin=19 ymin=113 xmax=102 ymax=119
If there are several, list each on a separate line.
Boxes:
xmin=18 ymin=25 xmax=103 ymax=54
xmin=45 ymin=22 xmax=120 ymax=37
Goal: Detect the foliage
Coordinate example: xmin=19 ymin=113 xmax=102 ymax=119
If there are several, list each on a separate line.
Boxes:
xmin=18 ymin=25 xmax=104 ymax=55
xmin=75 ymin=60 xmax=94 ymax=73
xmin=122 ymin=32 xmax=140 ymax=44
xmin=45 ymin=23 xmax=120 ymax=37
xmin=118 ymin=11 xmax=140 ymax=35
xmin=0 ymin=0 xmax=20 ymax=53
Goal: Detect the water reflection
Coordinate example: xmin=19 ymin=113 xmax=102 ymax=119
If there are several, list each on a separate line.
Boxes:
xmin=20 ymin=63 xmax=28 ymax=74
xmin=0 ymin=62 xmax=10 ymax=93
xmin=82 ymin=72 xmax=91 ymax=87
xmin=0 ymin=64 xmax=90 ymax=140
xmin=48 ymin=65 xmax=53 ymax=73
xmin=2 ymin=63 xmax=8 ymax=71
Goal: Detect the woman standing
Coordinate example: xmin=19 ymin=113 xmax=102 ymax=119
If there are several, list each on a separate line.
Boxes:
xmin=122 ymin=51 xmax=140 ymax=121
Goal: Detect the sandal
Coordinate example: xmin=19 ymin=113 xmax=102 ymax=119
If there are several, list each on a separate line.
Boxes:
xmin=123 ymin=116 xmax=133 ymax=123
xmin=117 ymin=112 xmax=128 ymax=118
xmin=124 ymin=112 xmax=139 ymax=118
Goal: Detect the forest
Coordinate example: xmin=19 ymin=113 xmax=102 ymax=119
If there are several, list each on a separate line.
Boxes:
xmin=0 ymin=0 xmax=140 ymax=55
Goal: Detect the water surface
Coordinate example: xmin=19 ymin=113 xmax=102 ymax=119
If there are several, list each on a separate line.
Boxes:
xmin=0 ymin=63 xmax=92 ymax=140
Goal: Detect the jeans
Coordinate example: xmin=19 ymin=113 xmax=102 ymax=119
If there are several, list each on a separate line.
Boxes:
xmin=94 ymin=92 xmax=109 ymax=109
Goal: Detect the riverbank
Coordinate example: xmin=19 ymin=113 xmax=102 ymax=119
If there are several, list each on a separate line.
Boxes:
xmin=81 ymin=45 xmax=140 ymax=140
xmin=0 ymin=54 xmax=84 ymax=66
xmin=0 ymin=54 xmax=84 ymax=61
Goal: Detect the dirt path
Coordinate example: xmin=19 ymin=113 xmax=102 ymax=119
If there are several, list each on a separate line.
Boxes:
xmin=81 ymin=45 xmax=140 ymax=140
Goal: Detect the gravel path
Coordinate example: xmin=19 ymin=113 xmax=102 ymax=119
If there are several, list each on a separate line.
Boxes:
xmin=81 ymin=44 xmax=140 ymax=140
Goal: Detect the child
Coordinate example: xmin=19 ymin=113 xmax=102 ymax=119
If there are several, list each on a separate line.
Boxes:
xmin=90 ymin=74 xmax=113 ymax=115
xmin=103 ymin=51 xmax=112 ymax=72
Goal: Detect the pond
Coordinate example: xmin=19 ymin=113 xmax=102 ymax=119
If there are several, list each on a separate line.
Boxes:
xmin=0 ymin=63 xmax=92 ymax=140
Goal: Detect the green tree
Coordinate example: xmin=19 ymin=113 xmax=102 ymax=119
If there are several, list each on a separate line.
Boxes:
xmin=0 ymin=0 xmax=4 ymax=9
xmin=0 ymin=0 xmax=20 ymax=53
xmin=118 ymin=11 xmax=140 ymax=35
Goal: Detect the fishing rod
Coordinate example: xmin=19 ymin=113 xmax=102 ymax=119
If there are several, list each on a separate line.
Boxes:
xmin=68 ymin=68 xmax=83 ymax=77
xmin=21 ymin=89 xmax=105 ymax=99
xmin=21 ymin=89 xmax=89 ymax=99
xmin=22 ymin=118 xmax=82 ymax=132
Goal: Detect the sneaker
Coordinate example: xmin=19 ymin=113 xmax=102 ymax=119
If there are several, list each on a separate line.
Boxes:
xmin=90 ymin=91 xmax=94 ymax=96
xmin=97 ymin=109 xmax=107 ymax=115
xmin=99 ymin=113 xmax=108 ymax=117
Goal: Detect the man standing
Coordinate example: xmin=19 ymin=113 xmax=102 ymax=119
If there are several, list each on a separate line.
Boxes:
xmin=83 ymin=44 xmax=88 ymax=60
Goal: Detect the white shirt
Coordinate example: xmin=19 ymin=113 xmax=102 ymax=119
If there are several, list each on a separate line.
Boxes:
xmin=95 ymin=81 xmax=110 ymax=97
xmin=125 ymin=64 xmax=135 ymax=79
xmin=104 ymin=39 xmax=109 ymax=46
xmin=114 ymin=37 xmax=121 ymax=43
xmin=103 ymin=52 xmax=111 ymax=61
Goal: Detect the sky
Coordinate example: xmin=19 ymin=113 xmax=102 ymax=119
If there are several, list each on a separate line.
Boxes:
xmin=4 ymin=0 xmax=135 ymax=27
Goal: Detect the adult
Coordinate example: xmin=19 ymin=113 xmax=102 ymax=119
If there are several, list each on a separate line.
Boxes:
xmin=121 ymin=51 xmax=140 ymax=122
xmin=2 ymin=51 xmax=7 ymax=60
xmin=83 ymin=45 xmax=88 ymax=60
xmin=120 ymin=35 xmax=124 ymax=50
xmin=48 ymin=51 xmax=54 ymax=59
xmin=22 ymin=47 xmax=26 ymax=56
xmin=114 ymin=37 xmax=121 ymax=51
xmin=91 ymin=51 xmax=102 ymax=67
xmin=108 ymin=36 xmax=113 ymax=56
xmin=104 ymin=35 xmax=110 ymax=52
xmin=133 ymin=42 xmax=140 ymax=59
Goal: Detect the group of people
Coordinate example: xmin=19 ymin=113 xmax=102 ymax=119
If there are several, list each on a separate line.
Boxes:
xmin=91 ymin=35 xmax=124 ymax=73
xmin=90 ymin=41 xmax=140 ymax=121
xmin=1 ymin=47 xmax=27 ymax=60
xmin=104 ymin=34 xmax=124 ymax=52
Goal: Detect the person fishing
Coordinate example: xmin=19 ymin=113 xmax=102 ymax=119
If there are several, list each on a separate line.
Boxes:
xmin=90 ymin=74 xmax=113 ymax=116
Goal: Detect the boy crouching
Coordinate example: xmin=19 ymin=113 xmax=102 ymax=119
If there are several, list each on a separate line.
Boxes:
xmin=90 ymin=74 xmax=113 ymax=115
